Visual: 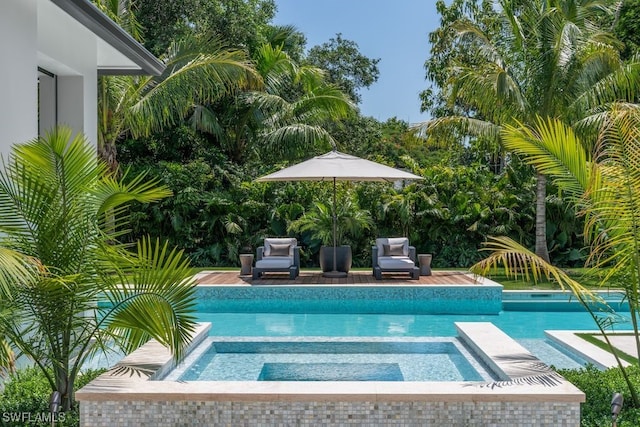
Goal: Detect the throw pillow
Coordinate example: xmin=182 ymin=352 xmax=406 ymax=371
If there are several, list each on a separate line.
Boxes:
xmin=383 ymin=243 xmax=405 ymax=256
xmin=269 ymin=243 xmax=291 ymax=256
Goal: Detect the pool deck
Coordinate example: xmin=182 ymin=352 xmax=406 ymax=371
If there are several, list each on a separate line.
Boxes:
xmin=195 ymin=269 xmax=481 ymax=286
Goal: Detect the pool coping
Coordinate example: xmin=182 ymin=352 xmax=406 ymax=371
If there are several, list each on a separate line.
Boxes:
xmin=76 ymin=322 xmax=584 ymax=404
xmin=546 ymin=330 xmax=635 ymax=369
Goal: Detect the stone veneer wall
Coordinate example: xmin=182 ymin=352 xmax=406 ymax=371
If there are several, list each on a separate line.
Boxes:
xmin=80 ymin=400 xmax=580 ymax=426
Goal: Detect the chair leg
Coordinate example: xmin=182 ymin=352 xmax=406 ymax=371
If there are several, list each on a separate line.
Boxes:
xmin=411 ymin=268 xmax=419 ymax=280
xmin=252 ymin=269 xmax=261 ymax=280
xmin=374 ymin=267 xmax=382 ymax=280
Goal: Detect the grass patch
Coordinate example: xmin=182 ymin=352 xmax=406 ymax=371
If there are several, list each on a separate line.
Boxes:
xmin=484 ymin=267 xmax=612 ymax=290
xmin=576 ymin=333 xmax=639 ymax=365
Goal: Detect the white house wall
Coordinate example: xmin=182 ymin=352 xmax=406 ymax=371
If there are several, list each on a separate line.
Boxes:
xmin=0 ymin=0 xmax=39 ymax=161
xmin=0 ymin=0 xmax=103 ymax=160
xmin=1 ymin=0 xmax=162 ymax=162
xmin=38 ymin=0 xmax=98 ymax=145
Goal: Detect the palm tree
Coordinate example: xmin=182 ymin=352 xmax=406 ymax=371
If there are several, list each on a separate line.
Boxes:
xmin=418 ymin=0 xmax=640 ymax=262
xmin=0 ymin=127 xmax=198 ymax=410
xmin=288 ymin=196 xmax=373 ymax=251
xmin=192 ymin=43 xmax=355 ymax=163
xmin=93 ymin=0 xmax=260 ymax=172
xmin=473 ymin=106 xmax=640 ymax=405
xmin=99 ymin=34 xmax=260 ymax=172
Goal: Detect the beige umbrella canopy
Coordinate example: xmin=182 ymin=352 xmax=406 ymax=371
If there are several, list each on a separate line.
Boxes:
xmin=257 ymin=150 xmax=423 ymax=277
xmin=256 ymin=150 xmax=423 ymax=182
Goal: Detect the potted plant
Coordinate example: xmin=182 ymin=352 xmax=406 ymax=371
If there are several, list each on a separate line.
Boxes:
xmin=288 ymin=199 xmax=372 ymax=273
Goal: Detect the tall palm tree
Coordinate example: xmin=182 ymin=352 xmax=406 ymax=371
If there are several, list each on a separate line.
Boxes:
xmin=473 ymin=106 xmax=640 ymax=404
xmin=0 ymin=127 xmax=198 ymax=410
xmin=99 ymin=34 xmax=260 ymax=172
xmin=417 ymin=0 xmax=640 ymax=262
xmin=192 ymin=43 xmax=355 ymax=163
xmin=94 ymin=0 xmax=261 ymax=172
xmin=250 ymin=44 xmax=356 ymax=159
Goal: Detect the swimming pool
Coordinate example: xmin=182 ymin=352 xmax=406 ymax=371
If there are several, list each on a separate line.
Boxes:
xmin=193 ymin=287 xmax=632 ymax=370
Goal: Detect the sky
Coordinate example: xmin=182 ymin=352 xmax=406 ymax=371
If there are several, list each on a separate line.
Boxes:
xmin=273 ymin=0 xmax=443 ymax=124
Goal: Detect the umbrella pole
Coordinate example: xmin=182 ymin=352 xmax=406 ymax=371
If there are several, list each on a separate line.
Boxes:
xmin=323 ymin=177 xmax=347 ymax=278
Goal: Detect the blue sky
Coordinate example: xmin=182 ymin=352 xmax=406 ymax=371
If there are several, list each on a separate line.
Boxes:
xmin=273 ymin=0 xmax=443 ymax=124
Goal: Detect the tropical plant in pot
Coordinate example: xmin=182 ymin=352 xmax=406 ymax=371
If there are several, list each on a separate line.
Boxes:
xmin=288 ymin=197 xmax=373 ymax=272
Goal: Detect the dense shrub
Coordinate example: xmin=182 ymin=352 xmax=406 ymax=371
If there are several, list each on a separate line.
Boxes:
xmin=0 ymin=366 xmax=106 ymax=427
xmin=118 ymin=124 xmax=585 ymax=268
xmin=559 ymin=365 xmax=640 ymax=426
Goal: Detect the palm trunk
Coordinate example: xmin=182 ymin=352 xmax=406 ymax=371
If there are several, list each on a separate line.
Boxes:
xmin=98 ymin=141 xmax=119 ymax=175
xmin=54 ymin=368 xmax=74 ymax=411
xmin=535 ymin=172 xmax=550 ymax=262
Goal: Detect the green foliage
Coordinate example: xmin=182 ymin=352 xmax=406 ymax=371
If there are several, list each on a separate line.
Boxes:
xmin=107 ymin=0 xmax=587 ymax=272
xmin=121 ymin=130 xmax=585 ymax=269
xmin=288 ymin=194 xmax=373 ymax=250
xmin=559 ymin=365 xmax=640 ymax=427
xmin=0 ymin=366 xmax=106 ymax=426
xmin=0 ymin=128 xmax=197 ymax=411
xmin=474 ymin=110 xmax=640 ymax=405
xmin=615 ymin=0 xmax=640 ymax=60
xmin=420 ymin=0 xmax=640 ymax=264
xmin=135 ymin=0 xmax=277 ymax=57
xmin=306 ymin=33 xmax=380 ymax=104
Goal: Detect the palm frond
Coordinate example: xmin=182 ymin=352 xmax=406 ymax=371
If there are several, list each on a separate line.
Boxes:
xmin=104 ymin=237 xmax=197 ymax=361
xmin=501 ymin=117 xmax=590 ymax=198
xmin=472 ymin=236 xmax=600 ymax=305
xmin=413 ymin=116 xmax=501 ymax=141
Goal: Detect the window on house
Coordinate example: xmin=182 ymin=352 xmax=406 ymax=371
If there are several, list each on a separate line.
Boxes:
xmin=38 ymin=68 xmax=57 ymax=136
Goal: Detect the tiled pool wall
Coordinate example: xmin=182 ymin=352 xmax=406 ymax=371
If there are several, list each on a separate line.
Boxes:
xmin=503 ymin=289 xmax=630 ymax=311
xmin=76 ymin=322 xmax=584 ymax=427
xmin=195 ymin=282 xmax=503 ymax=314
xmin=79 ymin=400 xmax=580 ymax=426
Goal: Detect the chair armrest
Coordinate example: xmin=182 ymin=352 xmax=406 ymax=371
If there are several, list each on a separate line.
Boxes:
xmin=256 ymin=246 xmax=265 ymax=261
xmin=372 ymin=246 xmax=379 ymax=267
xmin=293 ymin=246 xmax=300 ymax=267
xmin=409 ymin=246 xmax=416 ymax=262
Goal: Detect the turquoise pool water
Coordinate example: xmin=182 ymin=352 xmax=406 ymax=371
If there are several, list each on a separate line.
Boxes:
xmin=172 ymin=339 xmax=491 ymax=382
xmin=195 ymin=310 xmax=632 ymax=339
xmin=193 ymin=289 xmax=633 ymax=371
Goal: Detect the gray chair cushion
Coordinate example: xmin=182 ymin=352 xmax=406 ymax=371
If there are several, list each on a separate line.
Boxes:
xmin=378 ymin=256 xmax=415 ymax=269
xmin=376 ymin=238 xmax=409 ymax=257
xmin=269 ymin=243 xmax=292 ymax=256
xmin=383 ymin=243 xmax=405 ymax=256
xmin=264 ymin=238 xmax=297 ymax=256
xmin=255 ymin=256 xmax=293 ymax=269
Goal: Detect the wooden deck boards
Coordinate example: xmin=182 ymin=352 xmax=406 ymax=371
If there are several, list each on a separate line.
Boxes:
xmin=196 ymin=270 xmax=479 ymax=286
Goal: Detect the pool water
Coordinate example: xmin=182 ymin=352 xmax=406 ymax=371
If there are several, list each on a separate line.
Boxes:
xmin=194 ymin=309 xmax=632 ymax=370
xmin=172 ymin=339 xmax=491 ymax=382
xmin=195 ymin=310 xmax=632 ymax=339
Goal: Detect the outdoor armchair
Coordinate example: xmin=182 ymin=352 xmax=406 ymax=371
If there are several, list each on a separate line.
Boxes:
xmin=252 ymin=238 xmax=300 ymax=280
xmin=372 ymin=237 xmax=419 ymax=280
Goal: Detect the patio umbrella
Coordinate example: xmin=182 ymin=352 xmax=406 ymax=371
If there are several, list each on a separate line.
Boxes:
xmin=257 ymin=150 xmax=423 ymax=278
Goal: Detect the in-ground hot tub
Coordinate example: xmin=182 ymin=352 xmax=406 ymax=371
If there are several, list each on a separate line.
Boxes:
xmin=76 ymin=322 xmax=585 ymax=426
xmin=162 ymin=337 xmax=494 ymax=382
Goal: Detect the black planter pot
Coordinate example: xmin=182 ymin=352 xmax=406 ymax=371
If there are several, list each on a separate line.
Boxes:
xmin=319 ymin=245 xmax=352 ymax=273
